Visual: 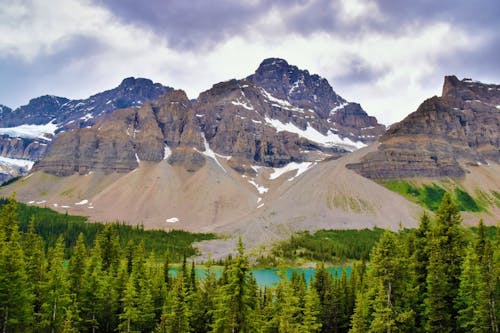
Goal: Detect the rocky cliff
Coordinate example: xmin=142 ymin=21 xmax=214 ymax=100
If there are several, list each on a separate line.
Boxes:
xmin=34 ymin=58 xmax=386 ymax=176
xmin=348 ymin=76 xmax=500 ymax=179
xmin=0 ymin=77 xmax=173 ymax=130
xmin=0 ymin=78 xmax=173 ymax=181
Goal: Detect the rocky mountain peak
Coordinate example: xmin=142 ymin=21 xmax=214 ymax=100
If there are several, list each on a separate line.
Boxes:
xmin=248 ymin=58 xmax=343 ymax=117
xmin=348 ymin=76 xmax=500 ymax=179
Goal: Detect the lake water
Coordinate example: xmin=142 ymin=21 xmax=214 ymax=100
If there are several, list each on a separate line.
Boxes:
xmin=170 ymin=266 xmax=351 ymax=287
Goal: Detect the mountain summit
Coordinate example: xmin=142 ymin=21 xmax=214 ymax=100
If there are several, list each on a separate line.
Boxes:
xmin=33 ymin=58 xmax=385 ymax=176
xmin=347 ymin=76 xmax=500 ymax=179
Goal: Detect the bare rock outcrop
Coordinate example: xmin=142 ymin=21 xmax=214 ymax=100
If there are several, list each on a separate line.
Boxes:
xmin=348 ymin=76 xmax=500 ymax=179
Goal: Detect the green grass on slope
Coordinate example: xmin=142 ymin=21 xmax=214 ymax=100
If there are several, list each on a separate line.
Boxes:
xmin=381 ymin=180 xmax=484 ymax=212
xmin=0 ymin=198 xmax=216 ymax=261
xmin=261 ymin=228 xmax=385 ymax=265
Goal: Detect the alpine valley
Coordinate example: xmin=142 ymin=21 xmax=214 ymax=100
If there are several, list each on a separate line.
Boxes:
xmin=0 ymin=58 xmax=498 ymax=257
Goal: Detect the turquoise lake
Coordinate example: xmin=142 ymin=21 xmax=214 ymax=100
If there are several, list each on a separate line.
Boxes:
xmin=170 ymin=267 xmax=351 ymax=287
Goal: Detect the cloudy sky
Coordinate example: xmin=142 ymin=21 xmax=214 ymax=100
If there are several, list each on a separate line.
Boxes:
xmin=1 ymin=0 xmax=499 ymax=124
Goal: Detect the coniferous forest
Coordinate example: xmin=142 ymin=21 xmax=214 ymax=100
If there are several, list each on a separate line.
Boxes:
xmin=0 ymin=193 xmax=498 ymax=333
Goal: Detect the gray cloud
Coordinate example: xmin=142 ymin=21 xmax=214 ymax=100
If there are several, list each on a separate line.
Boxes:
xmin=331 ymin=56 xmax=389 ymax=86
xmin=93 ymin=0 xmax=302 ymax=49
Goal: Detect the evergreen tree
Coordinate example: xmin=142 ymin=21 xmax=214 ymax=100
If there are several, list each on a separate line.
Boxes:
xmin=349 ymin=292 xmax=369 ymax=333
xmin=475 ymin=221 xmax=499 ymax=333
xmin=301 ymin=285 xmax=322 ymax=333
xmin=118 ymin=276 xmax=140 ymax=333
xmin=211 ymin=238 xmax=258 ymax=333
xmin=313 ymin=263 xmax=336 ymax=332
xmin=276 ymin=270 xmax=301 ymax=333
xmin=191 ymin=261 xmax=218 ymax=332
xmin=367 ymin=230 xmax=415 ymax=333
xmin=61 ymin=309 xmax=78 ymax=333
xmin=40 ymin=236 xmax=72 ymax=333
xmin=96 ymin=224 xmax=121 ymax=271
xmin=411 ymin=213 xmax=431 ymax=331
xmin=167 ymin=278 xmax=191 ymax=333
xmin=456 ymin=245 xmax=483 ymax=332
xmin=426 ymin=193 xmax=466 ymax=333
xmin=68 ymin=233 xmax=86 ymax=308
xmin=23 ymin=217 xmax=46 ymax=328
xmin=0 ymin=196 xmax=34 ymax=332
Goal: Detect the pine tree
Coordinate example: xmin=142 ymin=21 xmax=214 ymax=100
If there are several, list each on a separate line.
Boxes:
xmin=367 ymin=230 xmax=415 ymax=333
xmin=211 ymin=237 xmax=258 ymax=333
xmin=313 ymin=263 xmax=336 ymax=332
xmin=68 ymin=233 xmax=86 ymax=302
xmin=349 ymin=292 xmax=369 ymax=333
xmin=61 ymin=309 xmax=78 ymax=333
xmin=118 ymin=276 xmax=140 ymax=333
xmin=96 ymin=224 xmax=121 ymax=271
xmin=167 ymin=278 xmax=190 ymax=333
xmin=80 ymin=239 xmax=106 ymax=332
xmin=411 ymin=213 xmax=431 ymax=331
xmin=40 ymin=236 xmax=72 ymax=333
xmin=276 ymin=270 xmax=301 ymax=333
xmin=475 ymin=221 xmax=499 ymax=333
xmin=456 ymin=245 xmax=483 ymax=332
xmin=426 ymin=193 xmax=466 ymax=333
xmin=301 ymin=285 xmax=322 ymax=333
xmin=0 ymin=196 xmax=34 ymax=332
xmin=191 ymin=261 xmax=218 ymax=332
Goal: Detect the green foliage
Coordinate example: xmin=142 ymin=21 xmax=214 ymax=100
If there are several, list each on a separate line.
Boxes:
xmin=269 ymin=228 xmax=385 ymax=264
xmin=0 ymin=198 xmax=216 ymax=262
xmin=0 ymin=193 xmax=498 ymax=332
xmin=381 ymin=180 xmax=484 ymax=212
xmin=454 ymin=188 xmax=481 ymax=212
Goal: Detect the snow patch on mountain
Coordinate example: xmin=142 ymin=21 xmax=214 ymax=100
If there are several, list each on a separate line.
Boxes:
xmin=0 ymin=156 xmax=35 ymax=170
xmin=269 ymin=162 xmax=314 ymax=181
xmin=0 ymin=121 xmax=58 ymax=141
xmin=164 ymin=144 xmax=171 ymax=160
xmin=264 ymin=116 xmax=366 ymax=151
xmin=231 ymin=99 xmax=254 ymax=110
xmin=330 ymin=102 xmax=349 ymax=114
xmin=261 ymin=88 xmax=304 ymax=112
xmin=248 ymin=179 xmax=268 ymax=194
xmin=196 ymin=133 xmax=227 ymax=173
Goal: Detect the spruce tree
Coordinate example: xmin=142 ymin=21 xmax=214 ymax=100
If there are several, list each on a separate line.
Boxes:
xmin=0 ymin=196 xmax=34 ymax=332
xmin=367 ymin=230 xmax=415 ymax=333
xmin=411 ymin=213 xmax=431 ymax=331
xmin=426 ymin=193 xmax=466 ymax=333
xmin=211 ymin=237 xmax=257 ymax=333
xmin=301 ymin=285 xmax=322 ymax=333
xmin=40 ymin=236 xmax=72 ymax=333
xmin=118 ymin=276 xmax=140 ymax=333
xmin=456 ymin=245 xmax=483 ymax=332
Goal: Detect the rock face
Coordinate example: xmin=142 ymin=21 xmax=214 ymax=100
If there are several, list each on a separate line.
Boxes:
xmin=348 ymin=76 xmax=500 ymax=179
xmin=35 ymin=90 xmax=206 ymax=175
xmin=248 ymin=58 xmax=386 ymax=144
xmin=0 ymin=78 xmax=173 ymax=181
xmin=0 ymin=78 xmax=173 ymax=130
xmin=33 ymin=58 xmax=386 ymax=176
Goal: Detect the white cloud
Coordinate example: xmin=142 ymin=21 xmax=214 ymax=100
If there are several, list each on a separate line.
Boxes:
xmin=0 ymin=0 xmax=486 ymax=125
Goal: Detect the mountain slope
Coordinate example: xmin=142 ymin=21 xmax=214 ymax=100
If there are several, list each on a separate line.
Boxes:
xmin=34 ymin=58 xmax=385 ymax=177
xmin=348 ymin=76 xmax=500 ymax=179
xmin=0 ymin=78 xmax=173 ymax=181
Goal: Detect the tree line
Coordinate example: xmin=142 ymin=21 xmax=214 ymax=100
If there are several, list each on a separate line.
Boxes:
xmin=0 ymin=193 xmax=498 ymax=332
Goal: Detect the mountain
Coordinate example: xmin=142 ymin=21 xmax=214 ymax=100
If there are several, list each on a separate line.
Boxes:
xmin=347 ymin=76 xmax=500 ymax=179
xmin=0 ymin=78 xmax=173 ymax=181
xmin=1 ymin=62 xmax=497 ymax=258
xmin=0 ymin=77 xmax=173 ymax=129
xmin=34 ymin=58 xmax=385 ymax=177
